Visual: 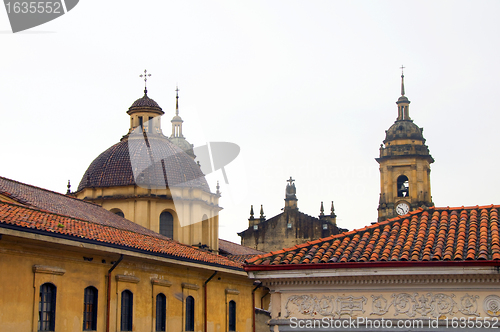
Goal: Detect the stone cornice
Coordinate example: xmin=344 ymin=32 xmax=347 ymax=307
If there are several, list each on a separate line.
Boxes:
xmin=262 ymin=273 xmax=500 ymax=288
xmin=115 ymin=274 xmax=140 ymax=283
xmin=32 ymin=265 xmax=65 ymax=275
xmin=151 ymin=278 xmax=172 ymax=287
xmin=182 ymin=282 xmax=200 ymax=290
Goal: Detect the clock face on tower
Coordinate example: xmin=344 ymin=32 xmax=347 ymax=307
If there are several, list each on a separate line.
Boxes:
xmin=395 ymin=202 xmax=410 ymax=216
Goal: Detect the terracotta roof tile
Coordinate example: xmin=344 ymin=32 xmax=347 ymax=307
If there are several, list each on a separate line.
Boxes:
xmin=0 ymin=200 xmax=241 ymax=269
xmin=246 ymin=206 xmax=500 ymax=266
xmin=0 ymin=177 xmax=240 ymax=269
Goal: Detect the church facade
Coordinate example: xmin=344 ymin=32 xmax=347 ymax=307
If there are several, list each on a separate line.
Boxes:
xmin=238 ymin=177 xmax=346 ymax=253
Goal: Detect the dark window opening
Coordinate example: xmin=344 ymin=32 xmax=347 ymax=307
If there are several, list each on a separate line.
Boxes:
xmin=139 ymin=116 xmax=143 ymax=127
xmin=397 ymin=175 xmax=409 ymax=197
xmin=39 ymin=283 xmax=57 ymax=331
xmin=160 ymin=211 xmax=174 ymax=238
xmin=113 ymin=210 xmax=124 ymax=218
xmin=185 ymin=296 xmax=195 ymax=331
xmin=120 ymin=290 xmax=133 ymax=331
xmin=83 ymin=286 xmax=98 ymax=331
xmin=156 ymin=293 xmax=166 ymax=331
xmin=228 ymin=300 xmax=236 ymax=331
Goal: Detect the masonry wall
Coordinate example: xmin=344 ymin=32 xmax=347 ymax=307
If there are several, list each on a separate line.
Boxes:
xmin=0 ymin=233 xmax=268 ymax=332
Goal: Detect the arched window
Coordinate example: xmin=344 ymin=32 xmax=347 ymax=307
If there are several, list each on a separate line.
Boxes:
xmin=39 ymin=283 xmax=57 ymax=331
xmin=120 ymin=290 xmax=133 ymax=331
xmin=202 ymin=214 xmax=209 ymax=246
xmin=185 ymin=296 xmax=195 ymax=331
xmin=111 ymin=209 xmax=124 ymax=218
xmin=228 ymin=300 xmax=236 ymax=331
xmin=155 ymin=293 xmax=166 ymax=331
xmin=83 ymin=286 xmax=98 ymax=331
xmin=397 ymin=175 xmax=409 ymax=197
xmin=160 ymin=211 xmax=174 ymax=238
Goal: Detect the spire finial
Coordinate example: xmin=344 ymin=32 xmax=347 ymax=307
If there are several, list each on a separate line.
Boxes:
xmin=331 ymin=201 xmax=335 ymax=215
xmin=216 ymin=180 xmax=221 ymax=195
xmin=66 ymin=180 xmax=71 ymax=195
xmin=139 ymin=69 xmax=151 ymax=95
xmin=175 ymin=85 xmax=180 ymax=116
xmin=400 ymin=65 xmax=405 ymax=96
xmin=320 ymin=201 xmax=324 ymax=216
xmin=250 ymin=205 xmax=254 ymax=218
xmin=260 ymin=205 xmax=265 ymax=219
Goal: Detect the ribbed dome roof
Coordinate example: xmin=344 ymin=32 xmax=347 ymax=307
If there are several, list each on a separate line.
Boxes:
xmin=384 ymin=120 xmax=424 ymax=143
xmin=77 ymin=135 xmax=209 ymax=192
xmin=129 ymin=91 xmax=162 ymax=111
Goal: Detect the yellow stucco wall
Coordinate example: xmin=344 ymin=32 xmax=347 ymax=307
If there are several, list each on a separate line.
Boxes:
xmin=0 ymin=233 xmax=268 ymax=332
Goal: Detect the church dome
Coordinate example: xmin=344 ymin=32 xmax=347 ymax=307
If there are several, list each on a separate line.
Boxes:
xmin=77 ymin=135 xmax=209 ymax=192
xmin=384 ymin=120 xmax=424 ymax=143
xmin=128 ymin=91 xmax=162 ymax=111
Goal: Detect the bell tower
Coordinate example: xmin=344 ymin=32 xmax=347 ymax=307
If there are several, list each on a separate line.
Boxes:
xmin=376 ymin=69 xmax=434 ymax=221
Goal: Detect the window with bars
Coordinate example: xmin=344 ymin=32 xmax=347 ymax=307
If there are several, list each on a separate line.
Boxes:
xmin=228 ymin=300 xmax=236 ymax=331
xmin=185 ymin=296 xmax=195 ymax=331
xmin=159 ymin=211 xmax=174 ymax=239
xmin=120 ymin=290 xmax=133 ymax=331
xmin=38 ymin=283 xmax=57 ymax=331
xmin=155 ymin=293 xmax=166 ymax=331
xmin=83 ymin=286 xmax=98 ymax=331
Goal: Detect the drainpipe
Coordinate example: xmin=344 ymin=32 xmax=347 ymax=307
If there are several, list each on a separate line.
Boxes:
xmin=204 ymin=271 xmax=218 ymax=332
xmin=252 ymin=282 xmax=262 ymax=332
xmin=106 ymin=254 xmax=123 ymax=332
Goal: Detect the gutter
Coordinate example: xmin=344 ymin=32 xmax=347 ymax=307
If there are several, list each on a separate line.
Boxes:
xmin=204 ymin=271 xmax=217 ymax=332
xmin=106 ymin=254 xmax=123 ymax=332
xmin=252 ymin=281 xmax=262 ymax=332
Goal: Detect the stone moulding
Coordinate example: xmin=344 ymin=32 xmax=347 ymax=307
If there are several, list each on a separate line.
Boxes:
xmin=151 ymin=278 xmax=172 ymax=287
xmin=115 ymin=274 xmax=140 ymax=283
xmin=225 ymin=288 xmax=240 ymax=295
xmin=182 ymin=282 xmax=200 ymax=290
xmin=32 ymin=265 xmax=65 ymax=275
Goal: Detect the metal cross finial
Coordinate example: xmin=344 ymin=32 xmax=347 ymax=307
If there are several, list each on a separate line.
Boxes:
xmin=287 ymin=176 xmax=295 ymax=185
xmin=400 ymin=65 xmax=405 ymax=75
xmin=139 ymin=69 xmax=151 ymax=90
xmin=175 ymin=86 xmax=179 ymax=97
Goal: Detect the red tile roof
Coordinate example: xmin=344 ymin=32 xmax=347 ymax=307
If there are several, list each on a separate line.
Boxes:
xmin=219 ymin=239 xmax=266 ymax=255
xmin=245 ymin=206 xmax=500 ymax=267
xmin=0 ymin=176 xmax=241 ymax=269
xmin=0 ymin=200 xmax=242 ymax=269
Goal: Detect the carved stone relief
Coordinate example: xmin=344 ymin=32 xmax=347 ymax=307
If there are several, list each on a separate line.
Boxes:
xmin=286 ymin=292 xmax=484 ymax=319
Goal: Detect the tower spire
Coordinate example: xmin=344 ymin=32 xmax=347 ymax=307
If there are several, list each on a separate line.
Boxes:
xmin=396 ymin=66 xmax=411 ymax=121
xmin=400 ymin=65 xmax=405 ymax=96
xmin=175 ymin=85 xmax=180 ymax=116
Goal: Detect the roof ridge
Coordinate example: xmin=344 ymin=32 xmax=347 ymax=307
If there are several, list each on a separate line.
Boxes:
xmin=0 ymin=176 xmax=102 ymax=208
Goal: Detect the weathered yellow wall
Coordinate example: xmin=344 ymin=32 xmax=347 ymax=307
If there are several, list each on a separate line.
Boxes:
xmin=0 ymin=234 xmax=267 ymax=332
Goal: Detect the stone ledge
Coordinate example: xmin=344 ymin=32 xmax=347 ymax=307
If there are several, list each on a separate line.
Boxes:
xmin=115 ymin=274 xmax=140 ymax=283
xmin=182 ymin=282 xmax=200 ymax=290
xmin=32 ymin=265 xmax=65 ymax=275
xmin=225 ymin=288 xmax=240 ymax=295
xmin=151 ymin=278 xmax=172 ymax=287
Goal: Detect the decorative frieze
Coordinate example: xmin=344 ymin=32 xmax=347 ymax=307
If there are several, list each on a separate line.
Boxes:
xmin=284 ymin=292 xmax=498 ymax=319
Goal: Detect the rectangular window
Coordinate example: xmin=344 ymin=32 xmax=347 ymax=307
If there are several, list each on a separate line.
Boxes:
xmin=83 ymin=286 xmax=98 ymax=331
xmin=121 ymin=290 xmax=133 ymax=331
xmin=38 ymin=283 xmax=57 ymax=331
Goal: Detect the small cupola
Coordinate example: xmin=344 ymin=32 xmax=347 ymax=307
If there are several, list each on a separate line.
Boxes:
xmin=127 ymin=70 xmax=164 ymax=134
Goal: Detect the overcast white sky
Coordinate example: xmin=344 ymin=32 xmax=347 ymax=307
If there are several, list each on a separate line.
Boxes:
xmin=2 ymin=1 xmax=500 ymax=244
